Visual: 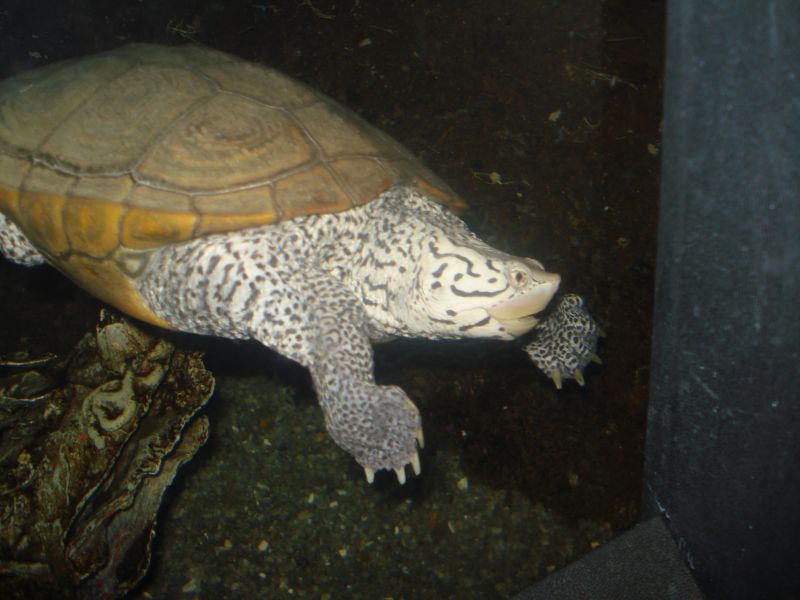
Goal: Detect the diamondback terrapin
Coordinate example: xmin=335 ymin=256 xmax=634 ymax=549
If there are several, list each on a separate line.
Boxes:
xmin=0 ymin=44 xmax=599 ymax=484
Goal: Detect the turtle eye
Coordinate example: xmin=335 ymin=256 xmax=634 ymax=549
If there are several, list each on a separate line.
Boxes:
xmin=512 ymin=268 xmax=527 ymax=286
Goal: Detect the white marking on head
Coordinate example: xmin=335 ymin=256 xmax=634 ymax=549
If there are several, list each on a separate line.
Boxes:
xmin=404 ymin=234 xmax=560 ymax=340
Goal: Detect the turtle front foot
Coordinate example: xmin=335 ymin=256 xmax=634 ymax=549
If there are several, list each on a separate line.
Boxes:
xmin=325 ymin=383 xmax=424 ymax=485
xmin=523 ymin=293 xmax=602 ymax=389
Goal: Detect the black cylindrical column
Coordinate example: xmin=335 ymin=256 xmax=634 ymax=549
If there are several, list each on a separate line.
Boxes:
xmin=646 ymin=1 xmax=800 ymax=599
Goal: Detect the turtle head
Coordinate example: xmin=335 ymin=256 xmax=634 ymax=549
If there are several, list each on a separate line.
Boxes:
xmin=405 ymin=234 xmax=561 ymax=340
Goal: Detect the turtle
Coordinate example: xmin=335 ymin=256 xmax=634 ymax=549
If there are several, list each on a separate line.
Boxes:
xmin=0 ymin=43 xmax=599 ymax=484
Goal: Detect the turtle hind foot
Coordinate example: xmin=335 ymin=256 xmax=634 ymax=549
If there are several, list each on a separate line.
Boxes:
xmin=523 ymin=293 xmax=602 ymax=389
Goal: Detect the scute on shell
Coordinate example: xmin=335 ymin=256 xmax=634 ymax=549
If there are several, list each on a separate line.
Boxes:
xmin=0 ymin=43 xmax=462 ymax=251
xmin=0 ymin=43 xmax=464 ymax=326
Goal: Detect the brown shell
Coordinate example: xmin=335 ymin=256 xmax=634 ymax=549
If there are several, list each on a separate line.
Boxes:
xmin=0 ymin=44 xmax=464 ymax=326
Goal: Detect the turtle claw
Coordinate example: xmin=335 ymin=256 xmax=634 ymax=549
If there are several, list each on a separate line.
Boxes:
xmin=415 ymin=428 xmax=425 ymax=449
xmin=550 ymin=367 xmax=586 ymax=389
xmin=393 ymin=449 xmax=423 ymax=485
xmin=551 ymin=371 xmax=563 ymax=390
xmin=394 ymin=466 xmax=407 ymax=485
xmin=363 ymin=450 xmax=422 ymax=485
xmin=364 ymin=467 xmax=375 ymax=484
xmin=410 ymin=450 xmax=422 ymax=476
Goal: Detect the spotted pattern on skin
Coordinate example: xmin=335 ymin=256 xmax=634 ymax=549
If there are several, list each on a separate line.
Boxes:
xmin=524 ymin=293 xmax=600 ymax=387
xmin=140 ymin=214 xmax=411 ymax=471
xmin=0 ymin=214 xmax=45 ymax=266
xmin=1 ymin=186 xmax=600 ymax=478
xmin=137 ymin=187 xmax=562 ymax=473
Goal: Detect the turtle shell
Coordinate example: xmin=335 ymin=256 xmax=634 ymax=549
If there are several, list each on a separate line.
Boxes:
xmin=0 ymin=44 xmax=464 ymax=326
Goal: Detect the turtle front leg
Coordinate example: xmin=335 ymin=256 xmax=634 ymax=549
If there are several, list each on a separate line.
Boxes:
xmin=290 ymin=270 xmax=424 ymax=484
xmin=137 ymin=234 xmax=423 ymax=484
xmin=523 ymin=294 xmax=602 ymax=389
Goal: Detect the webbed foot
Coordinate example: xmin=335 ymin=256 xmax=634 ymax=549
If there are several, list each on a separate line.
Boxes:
xmin=523 ymin=293 xmax=602 ymax=388
xmin=324 ymin=383 xmax=424 ymax=485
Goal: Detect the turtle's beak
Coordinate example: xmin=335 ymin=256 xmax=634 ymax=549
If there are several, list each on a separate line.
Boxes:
xmin=486 ymin=267 xmax=560 ymax=336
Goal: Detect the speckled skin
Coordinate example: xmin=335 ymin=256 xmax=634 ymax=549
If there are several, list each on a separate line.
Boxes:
xmin=137 ymin=187 xmax=565 ymax=478
xmin=0 ymin=213 xmax=45 ymax=267
xmin=1 ymin=187 xmax=599 ymax=481
xmin=523 ymin=294 xmax=601 ymax=389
